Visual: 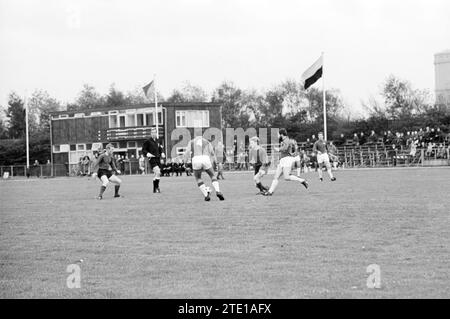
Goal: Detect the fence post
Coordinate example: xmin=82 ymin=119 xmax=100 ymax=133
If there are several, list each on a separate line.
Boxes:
xmin=40 ymin=165 xmax=43 ymax=178
xmin=344 ymin=147 xmax=347 ymax=168
xmin=360 ymin=149 xmax=363 ymax=167
xmin=353 ymin=149 xmax=356 ymax=167
xmin=421 ymin=149 xmax=424 ymax=166
xmin=11 ymin=165 xmax=13 ymax=178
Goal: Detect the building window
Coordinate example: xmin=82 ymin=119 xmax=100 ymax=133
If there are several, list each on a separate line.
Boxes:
xmin=119 ymin=115 xmax=126 ymax=128
xmin=176 ymin=147 xmax=187 ymax=155
xmin=176 ymin=110 xmax=209 ymax=128
xmin=176 ymin=111 xmax=186 ymax=127
xmin=58 ymin=144 xmax=70 ymax=152
xmin=127 ymin=141 xmax=137 ymax=148
xmin=119 ymin=141 xmax=127 ymax=148
xmin=127 ymin=114 xmax=136 ymax=127
xmin=145 ymin=113 xmax=154 ymax=126
xmin=77 ymin=144 xmax=85 ymax=151
xmin=109 ymin=115 xmax=118 ymax=128
xmin=74 ymin=113 xmax=84 ymax=118
xmin=53 ymin=145 xmax=61 ymax=152
xmin=104 ymin=142 xmax=118 ymax=149
xmin=145 ymin=111 xmax=162 ymax=126
xmin=59 ymin=114 xmax=69 ymax=119
xmin=70 ymin=144 xmax=76 ymax=151
xmin=157 ymin=111 xmax=162 ymax=125
xmin=137 ymin=114 xmax=144 ymax=126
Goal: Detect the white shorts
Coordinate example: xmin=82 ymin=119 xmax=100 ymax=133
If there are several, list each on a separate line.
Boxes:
xmin=192 ymin=155 xmax=213 ymax=171
xmin=317 ymin=153 xmax=330 ymax=164
xmin=279 ymin=156 xmax=295 ymax=168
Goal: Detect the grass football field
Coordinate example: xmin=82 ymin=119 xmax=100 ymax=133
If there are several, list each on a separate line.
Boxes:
xmin=1 ymin=167 xmax=449 ymax=298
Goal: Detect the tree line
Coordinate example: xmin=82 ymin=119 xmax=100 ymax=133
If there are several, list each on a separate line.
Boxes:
xmin=0 ymin=76 xmax=449 ymax=165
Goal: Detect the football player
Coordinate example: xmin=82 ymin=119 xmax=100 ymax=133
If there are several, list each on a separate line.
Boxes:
xmin=249 ymin=136 xmax=270 ymax=194
xmin=91 ymin=143 xmax=122 ymax=199
xmin=184 ymin=136 xmax=225 ymax=201
xmin=263 ymin=129 xmax=309 ymax=196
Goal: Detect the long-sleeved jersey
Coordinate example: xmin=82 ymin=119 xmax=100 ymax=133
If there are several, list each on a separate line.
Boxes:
xmin=142 ymin=137 xmax=161 ymax=158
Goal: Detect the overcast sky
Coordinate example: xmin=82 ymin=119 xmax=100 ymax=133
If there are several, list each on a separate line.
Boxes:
xmin=1 ymin=0 xmax=449 ymax=116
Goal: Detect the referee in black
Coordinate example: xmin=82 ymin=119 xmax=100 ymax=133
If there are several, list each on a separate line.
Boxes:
xmin=142 ymin=127 xmax=165 ymax=193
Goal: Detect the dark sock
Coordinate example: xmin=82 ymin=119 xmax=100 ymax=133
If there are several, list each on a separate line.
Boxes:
xmin=114 ymin=185 xmax=120 ymax=196
xmin=99 ymin=186 xmax=106 ymax=196
xmin=153 ymin=180 xmax=157 ymax=191
xmin=156 ymin=178 xmax=160 ymax=188
xmin=256 ymin=182 xmax=263 ymax=191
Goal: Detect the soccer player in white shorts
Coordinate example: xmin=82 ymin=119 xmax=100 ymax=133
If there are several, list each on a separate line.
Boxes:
xmin=263 ymin=129 xmax=309 ymax=196
xmin=185 ymin=136 xmax=225 ymax=201
xmin=313 ymin=132 xmax=336 ymax=182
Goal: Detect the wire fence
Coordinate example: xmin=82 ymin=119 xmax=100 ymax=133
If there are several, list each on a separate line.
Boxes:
xmin=1 ymin=145 xmax=449 ymax=179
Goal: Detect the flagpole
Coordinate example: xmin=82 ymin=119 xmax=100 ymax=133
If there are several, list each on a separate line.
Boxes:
xmin=50 ymin=117 xmax=54 ymax=177
xmin=25 ymin=92 xmax=30 ymax=170
xmin=322 ymin=52 xmax=327 ymax=141
xmin=153 ymin=73 xmax=159 ymax=138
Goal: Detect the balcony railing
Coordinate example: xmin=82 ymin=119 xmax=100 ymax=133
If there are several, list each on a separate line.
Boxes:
xmin=98 ymin=125 xmax=164 ymax=141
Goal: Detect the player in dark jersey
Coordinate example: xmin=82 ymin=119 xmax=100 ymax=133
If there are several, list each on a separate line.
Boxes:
xmin=184 ymin=136 xmax=225 ymax=201
xmin=142 ymin=127 xmax=165 ymax=193
xmin=312 ymin=132 xmax=336 ymax=182
xmin=91 ymin=143 xmax=122 ymax=199
xmin=249 ymin=136 xmax=270 ymax=194
xmin=263 ymin=129 xmax=309 ymax=196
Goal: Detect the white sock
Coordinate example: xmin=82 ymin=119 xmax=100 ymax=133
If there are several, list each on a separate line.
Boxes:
xmin=327 ymin=169 xmax=334 ymax=179
xmin=212 ymin=181 xmax=220 ymax=192
xmin=289 ymin=175 xmax=304 ymax=182
xmin=199 ymin=184 xmax=208 ymax=196
xmin=268 ymin=179 xmax=279 ymax=193
xmin=297 ymin=168 xmax=301 ymax=176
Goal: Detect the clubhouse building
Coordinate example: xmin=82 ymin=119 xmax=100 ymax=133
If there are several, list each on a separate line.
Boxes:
xmin=50 ymin=102 xmax=222 ymax=168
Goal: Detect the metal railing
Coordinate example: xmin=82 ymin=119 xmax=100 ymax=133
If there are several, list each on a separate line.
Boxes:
xmin=2 ymin=146 xmax=449 ymax=179
xmin=0 ymin=164 xmax=69 ymax=178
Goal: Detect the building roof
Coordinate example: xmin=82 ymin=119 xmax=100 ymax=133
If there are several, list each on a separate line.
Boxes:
xmin=435 ymin=49 xmax=450 ymax=55
xmin=50 ymin=102 xmax=221 ymax=116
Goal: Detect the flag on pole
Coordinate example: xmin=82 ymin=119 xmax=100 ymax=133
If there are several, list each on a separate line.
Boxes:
xmin=142 ymin=80 xmax=154 ymax=99
xmin=301 ymin=55 xmax=323 ymax=90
